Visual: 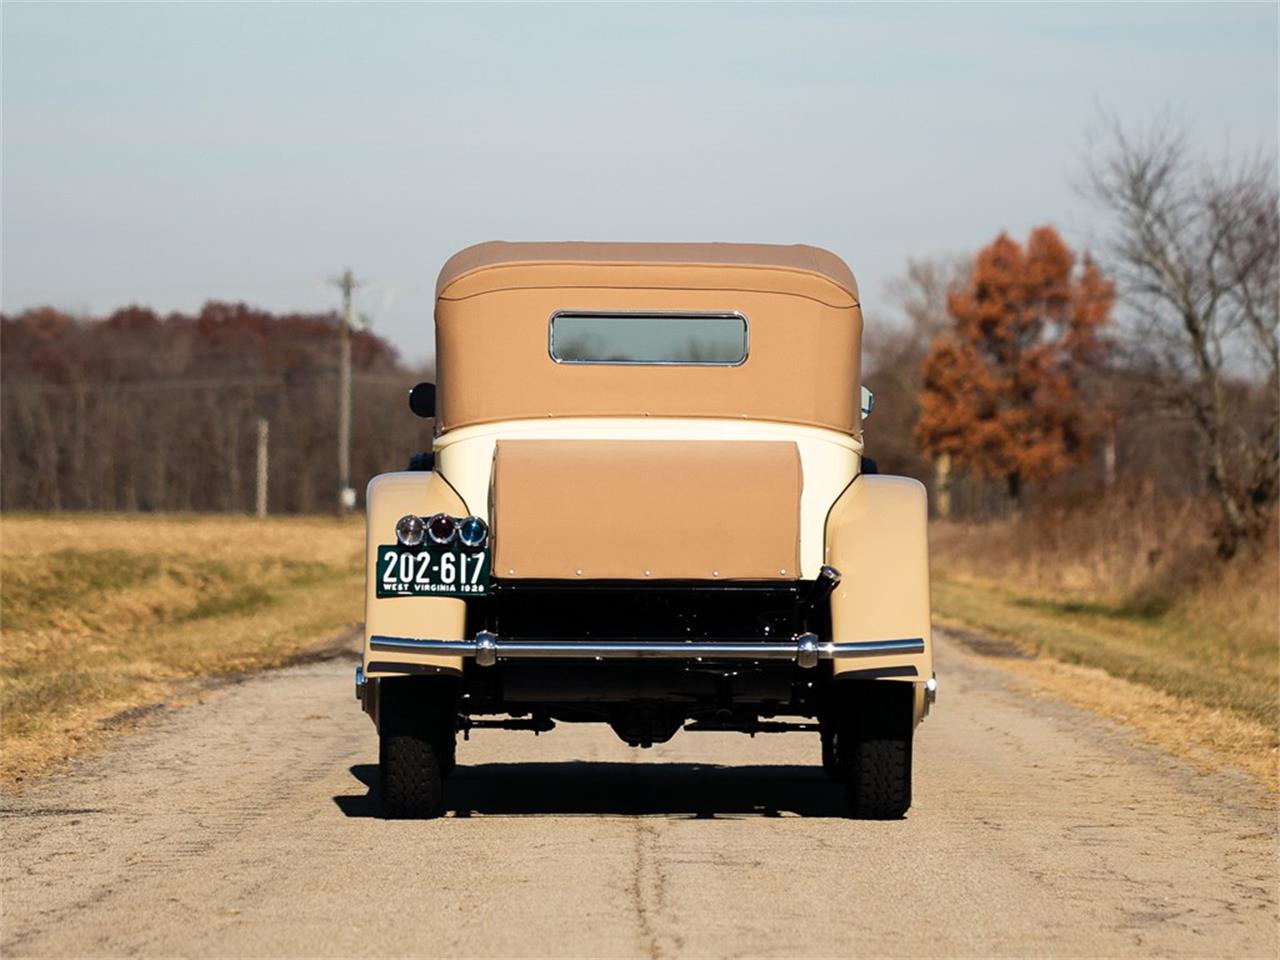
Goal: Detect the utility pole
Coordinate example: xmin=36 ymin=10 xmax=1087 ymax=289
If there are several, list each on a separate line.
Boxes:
xmin=332 ymin=268 xmax=362 ymax=513
xmin=255 ymin=417 xmax=269 ymax=518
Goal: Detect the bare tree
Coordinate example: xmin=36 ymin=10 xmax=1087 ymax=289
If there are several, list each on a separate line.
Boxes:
xmin=1084 ymin=118 xmax=1279 ymax=557
xmin=882 ymin=257 xmax=967 ymax=343
xmin=862 ymin=257 xmax=969 ymax=484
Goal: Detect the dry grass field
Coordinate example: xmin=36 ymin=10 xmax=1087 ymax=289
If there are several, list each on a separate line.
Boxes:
xmin=931 ymin=493 xmax=1279 ymax=786
xmin=1 ymin=513 xmax=364 ymax=786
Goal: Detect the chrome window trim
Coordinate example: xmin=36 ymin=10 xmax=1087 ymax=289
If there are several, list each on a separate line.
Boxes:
xmin=547 ymin=310 xmax=750 ymax=367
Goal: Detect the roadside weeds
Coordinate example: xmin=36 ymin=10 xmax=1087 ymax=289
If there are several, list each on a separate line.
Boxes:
xmin=1 ymin=514 xmax=364 ymax=789
xmin=941 ymin=616 xmax=1279 ymax=796
xmin=930 ymin=525 xmax=1278 ymax=797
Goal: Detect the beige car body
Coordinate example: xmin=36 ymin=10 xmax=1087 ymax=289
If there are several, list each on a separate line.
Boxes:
xmin=363 ymin=241 xmax=933 ymax=722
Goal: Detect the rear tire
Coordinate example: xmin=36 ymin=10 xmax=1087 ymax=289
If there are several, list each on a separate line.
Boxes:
xmin=380 ymin=732 xmax=444 ymax=818
xmin=377 ymin=677 xmax=457 ymax=819
xmin=831 ymin=680 xmax=914 ymax=819
xmin=845 ymin=734 xmax=912 ymax=819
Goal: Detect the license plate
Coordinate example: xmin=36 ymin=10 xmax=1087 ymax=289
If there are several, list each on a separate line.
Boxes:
xmin=376 ymin=544 xmax=490 ymax=597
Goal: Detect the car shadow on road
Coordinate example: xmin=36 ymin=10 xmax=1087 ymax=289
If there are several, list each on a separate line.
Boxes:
xmin=334 ymin=761 xmax=847 ymax=819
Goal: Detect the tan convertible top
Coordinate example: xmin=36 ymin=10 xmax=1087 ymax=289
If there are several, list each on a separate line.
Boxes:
xmin=436 ymin=241 xmax=860 ymax=306
xmin=433 ymin=241 xmax=864 ymax=434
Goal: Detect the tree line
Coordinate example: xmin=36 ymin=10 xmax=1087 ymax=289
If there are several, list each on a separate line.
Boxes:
xmin=1 ymin=302 xmax=431 ymax=514
xmin=865 ymin=118 xmax=1278 ymax=559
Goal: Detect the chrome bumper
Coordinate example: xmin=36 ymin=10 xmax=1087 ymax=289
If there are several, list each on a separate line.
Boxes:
xmin=369 ymin=632 xmax=925 ymax=669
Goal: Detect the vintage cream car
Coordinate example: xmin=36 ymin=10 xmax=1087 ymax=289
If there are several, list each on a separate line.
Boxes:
xmin=357 ymin=242 xmax=934 ymax=819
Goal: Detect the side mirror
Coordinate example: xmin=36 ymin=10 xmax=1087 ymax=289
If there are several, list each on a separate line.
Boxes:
xmin=408 ymin=381 xmax=436 ymax=418
xmin=860 ymin=385 xmax=875 ymax=419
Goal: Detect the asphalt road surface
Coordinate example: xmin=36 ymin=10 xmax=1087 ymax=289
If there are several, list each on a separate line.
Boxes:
xmin=3 ymin=633 xmax=1276 ymax=958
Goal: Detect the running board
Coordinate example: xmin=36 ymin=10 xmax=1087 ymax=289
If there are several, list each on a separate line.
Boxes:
xmin=368 ymin=633 xmax=925 ymax=669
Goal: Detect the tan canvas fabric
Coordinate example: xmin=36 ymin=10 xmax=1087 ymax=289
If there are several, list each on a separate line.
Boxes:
xmin=433 ymin=243 xmax=863 ymax=434
xmin=492 ymin=439 xmax=802 ymax=580
xmin=436 ymin=241 xmax=859 ymax=303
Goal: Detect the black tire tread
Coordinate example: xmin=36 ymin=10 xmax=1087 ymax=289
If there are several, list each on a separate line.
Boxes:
xmin=380 ymin=733 xmax=444 ymax=819
xmin=846 ymin=736 xmax=911 ymax=819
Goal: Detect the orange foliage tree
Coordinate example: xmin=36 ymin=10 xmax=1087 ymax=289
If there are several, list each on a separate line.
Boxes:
xmin=914 ymin=226 xmax=1114 ymax=501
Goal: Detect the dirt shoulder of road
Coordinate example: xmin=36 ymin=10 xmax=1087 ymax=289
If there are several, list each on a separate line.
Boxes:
xmin=0 ymin=514 xmax=364 ymax=789
xmin=939 ymin=614 xmax=1279 ymax=795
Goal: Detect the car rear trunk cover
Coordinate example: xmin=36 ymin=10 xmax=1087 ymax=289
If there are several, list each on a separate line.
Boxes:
xmin=491 ymin=439 xmax=802 ymax=581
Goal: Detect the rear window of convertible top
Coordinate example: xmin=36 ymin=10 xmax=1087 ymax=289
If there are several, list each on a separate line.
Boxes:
xmin=549 ymin=312 xmax=748 ymax=365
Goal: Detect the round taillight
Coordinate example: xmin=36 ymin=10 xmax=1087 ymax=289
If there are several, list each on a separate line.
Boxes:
xmin=458 ymin=516 xmax=488 ymax=549
xmin=395 ymin=514 xmax=425 ymax=547
xmin=426 ymin=513 xmax=457 ymax=545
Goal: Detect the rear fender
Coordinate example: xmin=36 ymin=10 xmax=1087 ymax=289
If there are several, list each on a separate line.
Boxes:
xmin=824 ymin=475 xmax=933 ymax=724
xmin=364 ymin=471 xmax=468 ymax=678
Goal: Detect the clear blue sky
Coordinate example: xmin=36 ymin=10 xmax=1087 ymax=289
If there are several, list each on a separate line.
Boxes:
xmin=3 ymin=2 xmax=1276 ymax=364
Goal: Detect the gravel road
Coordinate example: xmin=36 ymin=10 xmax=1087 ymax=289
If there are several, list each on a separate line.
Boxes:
xmin=2 ymin=632 xmax=1276 ymax=958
